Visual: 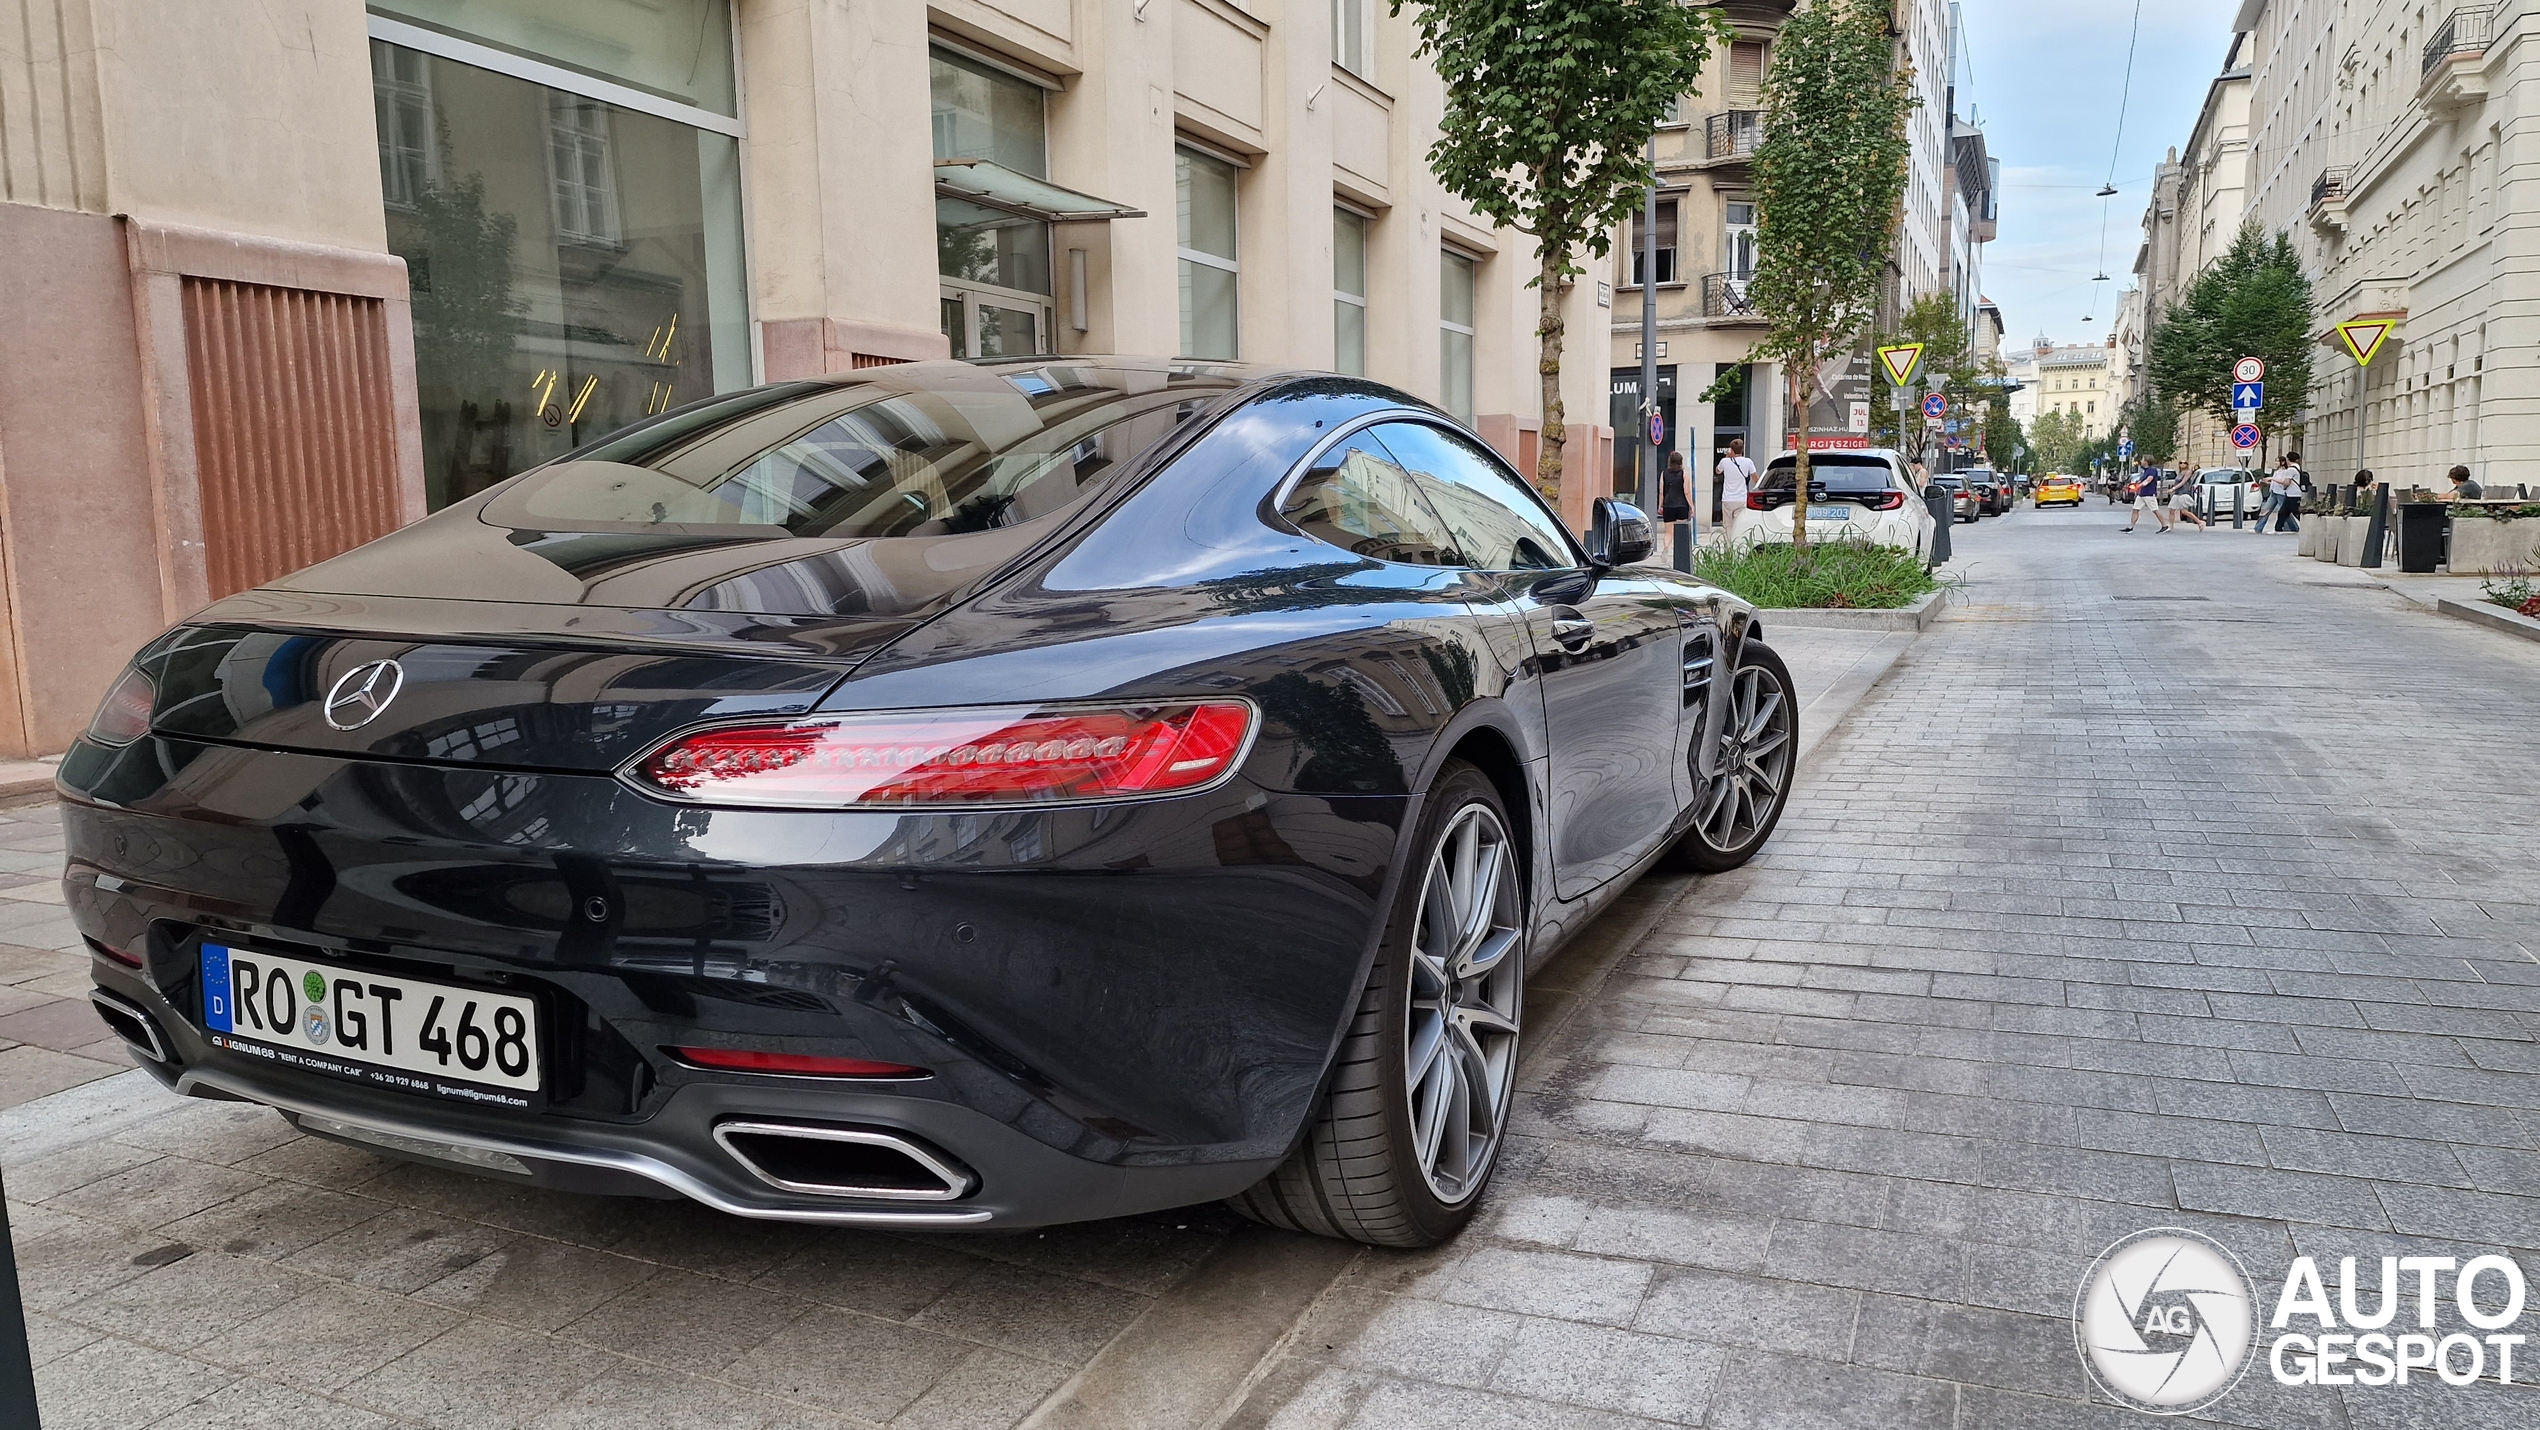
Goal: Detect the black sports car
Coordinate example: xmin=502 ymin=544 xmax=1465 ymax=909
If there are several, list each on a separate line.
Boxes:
xmin=65 ymin=359 xmax=1796 ymax=1247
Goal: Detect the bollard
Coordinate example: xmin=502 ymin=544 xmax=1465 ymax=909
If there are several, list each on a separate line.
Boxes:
xmin=2232 ymin=482 xmax=2245 ymax=529
xmin=1673 ymin=520 xmax=1692 ymax=573
xmin=0 ymin=1168 xmax=38 ymax=1430
xmin=2359 ymin=482 xmax=2390 ymax=569
xmin=1923 ymin=486 xmax=1953 ymax=568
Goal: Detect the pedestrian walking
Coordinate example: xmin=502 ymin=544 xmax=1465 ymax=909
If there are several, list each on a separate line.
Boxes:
xmin=2269 ymin=452 xmax=2305 ymax=532
xmin=2121 ymin=457 xmax=2167 ymax=532
xmin=1716 ymin=438 xmax=1756 ymax=527
xmin=2166 ymin=467 xmax=2208 ymax=531
xmin=1661 ymin=450 xmax=1692 ymax=549
xmin=2250 ymin=461 xmax=2284 ymax=533
xmin=2445 ymin=464 xmax=2485 ymax=500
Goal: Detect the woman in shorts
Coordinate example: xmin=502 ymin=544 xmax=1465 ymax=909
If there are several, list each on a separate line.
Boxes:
xmin=2165 ymin=469 xmax=2207 ymax=531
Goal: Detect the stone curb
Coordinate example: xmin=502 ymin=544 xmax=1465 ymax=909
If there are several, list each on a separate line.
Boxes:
xmin=1748 ymin=586 xmax=1956 ymax=633
xmin=2436 ymin=597 xmax=2540 ymax=645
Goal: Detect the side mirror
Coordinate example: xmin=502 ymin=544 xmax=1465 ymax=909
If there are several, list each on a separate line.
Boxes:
xmin=1586 ymin=498 xmax=1654 ymax=568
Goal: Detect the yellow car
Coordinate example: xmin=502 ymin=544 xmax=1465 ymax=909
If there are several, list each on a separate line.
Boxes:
xmin=2035 ymin=475 xmax=2085 ymax=507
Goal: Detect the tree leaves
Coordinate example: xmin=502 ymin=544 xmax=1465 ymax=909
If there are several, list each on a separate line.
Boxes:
xmin=1396 ymin=0 xmax=1732 ymax=490
xmin=2146 ymin=221 xmax=2315 ymax=438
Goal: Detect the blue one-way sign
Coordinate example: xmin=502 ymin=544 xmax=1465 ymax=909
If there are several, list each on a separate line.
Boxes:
xmin=2232 ymin=381 xmax=2264 ymax=409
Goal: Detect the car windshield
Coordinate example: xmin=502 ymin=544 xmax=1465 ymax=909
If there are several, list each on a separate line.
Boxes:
xmin=484 ymin=363 xmax=1237 ymax=537
xmin=1756 ymin=456 xmax=1896 ymax=496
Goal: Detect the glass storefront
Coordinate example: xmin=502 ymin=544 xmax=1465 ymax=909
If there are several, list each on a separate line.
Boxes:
xmin=369 ymin=4 xmax=748 ymax=511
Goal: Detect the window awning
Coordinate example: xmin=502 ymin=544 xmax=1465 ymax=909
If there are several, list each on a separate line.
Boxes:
xmin=933 ymin=159 xmax=1146 ymax=222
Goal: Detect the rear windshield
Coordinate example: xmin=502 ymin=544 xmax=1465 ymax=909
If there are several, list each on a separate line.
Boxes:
xmin=483 ymin=365 xmax=1236 ymax=537
xmin=1756 ymin=455 xmax=1899 ymax=496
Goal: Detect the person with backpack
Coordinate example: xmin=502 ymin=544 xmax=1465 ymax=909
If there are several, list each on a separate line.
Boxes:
xmin=2267 ymin=453 xmax=2305 ymax=532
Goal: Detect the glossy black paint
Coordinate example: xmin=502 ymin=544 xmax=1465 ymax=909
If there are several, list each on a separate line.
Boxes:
xmin=61 ymin=358 xmax=1761 ymax=1228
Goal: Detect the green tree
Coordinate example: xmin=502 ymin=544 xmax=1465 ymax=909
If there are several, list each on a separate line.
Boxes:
xmin=2147 ymin=221 xmax=2314 ymax=452
xmin=1981 ymin=399 xmax=2023 ymax=471
xmin=2028 ymin=409 xmax=2086 ymax=475
xmin=1743 ymin=0 xmax=1916 ymax=548
xmin=2119 ymin=391 xmax=2181 ymax=466
xmin=1395 ymin=0 xmax=1732 ymax=499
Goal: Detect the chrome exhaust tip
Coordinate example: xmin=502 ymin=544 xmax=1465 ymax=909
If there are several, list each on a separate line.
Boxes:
xmin=712 ymin=1121 xmax=976 ymax=1201
xmin=89 ymin=987 xmax=171 ymax=1064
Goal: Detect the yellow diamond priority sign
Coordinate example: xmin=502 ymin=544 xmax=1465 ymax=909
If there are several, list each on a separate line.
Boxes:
xmin=2335 ymin=320 xmax=2395 ymax=366
xmin=1876 ymin=342 xmax=1924 ymax=387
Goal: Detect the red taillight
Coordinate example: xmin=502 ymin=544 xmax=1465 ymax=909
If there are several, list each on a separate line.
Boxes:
xmin=1867 ymin=491 xmax=1906 ymax=511
xmin=671 ymin=1047 xmax=927 ymax=1079
xmin=1745 ymin=492 xmax=1770 ymax=510
xmin=86 ymin=668 xmax=155 ymax=746
xmin=628 ymin=701 xmax=1258 ymax=810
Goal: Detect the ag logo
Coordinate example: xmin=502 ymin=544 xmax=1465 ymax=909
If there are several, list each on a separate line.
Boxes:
xmin=2076 ymin=1227 xmax=2257 ymax=1414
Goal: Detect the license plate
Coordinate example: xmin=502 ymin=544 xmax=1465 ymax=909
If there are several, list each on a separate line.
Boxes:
xmin=200 ymin=944 xmax=542 ymax=1107
xmin=1807 ymin=505 xmax=1853 ymax=521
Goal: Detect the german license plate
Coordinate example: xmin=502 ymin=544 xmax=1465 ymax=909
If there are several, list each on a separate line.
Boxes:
xmin=200 ymin=944 xmax=542 ymax=1107
xmin=1808 ymin=505 xmax=1853 ymax=521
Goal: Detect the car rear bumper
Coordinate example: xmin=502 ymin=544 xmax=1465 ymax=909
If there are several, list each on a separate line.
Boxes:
xmin=61 ymin=733 xmax=1408 ymax=1227
xmin=88 ymin=955 xmax=1278 ymax=1226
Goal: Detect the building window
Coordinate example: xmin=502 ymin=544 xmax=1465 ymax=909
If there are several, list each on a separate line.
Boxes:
xmin=1440 ymin=249 xmax=1476 ymax=423
xmin=548 ymin=95 xmax=622 ymax=247
xmin=1724 ymin=200 xmax=1757 ymax=280
xmin=933 ymin=47 xmax=1055 ymax=360
xmin=1333 ymin=0 xmax=1373 ymax=79
xmin=1334 ymin=207 xmax=1368 ymax=375
xmin=1178 ymin=147 xmax=1240 ymax=359
xmin=373 ymin=42 xmax=435 ymax=209
xmin=371 ymin=29 xmax=749 ymax=513
xmin=1627 ymin=198 xmax=1678 ymax=287
xmin=1728 ymin=41 xmax=1766 ymax=106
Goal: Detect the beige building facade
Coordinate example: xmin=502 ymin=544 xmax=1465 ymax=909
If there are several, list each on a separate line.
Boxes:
xmin=1603 ymin=0 xmax=1990 ymax=515
xmin=2234 ymin=0 xmax=2528 ymax=488
xmin=2127 ymin=35 xmax=2255 ymax=471
xmin=2032 ymin=338 xmax=2118 ymax=441
xmin=0 ymin=0 xmax=1598 ymax=760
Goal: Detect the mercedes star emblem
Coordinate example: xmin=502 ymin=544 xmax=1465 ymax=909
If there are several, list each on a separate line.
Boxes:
xmin=321 ymin=659 xmax=406 ymax=731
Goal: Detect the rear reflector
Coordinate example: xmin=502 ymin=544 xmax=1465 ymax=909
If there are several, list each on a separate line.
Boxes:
xmin=672 ymin=1047 xmax=929 ymax=1079
xmin=627 ymin=701 xmax=1257 ymax=810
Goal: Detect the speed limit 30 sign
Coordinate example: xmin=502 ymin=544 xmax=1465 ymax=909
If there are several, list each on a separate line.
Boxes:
xmin=2233 ymin=357 xmax=2266 ymax=384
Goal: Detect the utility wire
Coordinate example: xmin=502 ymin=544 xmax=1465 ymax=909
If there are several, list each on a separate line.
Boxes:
xmin=2087 ymin=0 xmax=2147 ymax=324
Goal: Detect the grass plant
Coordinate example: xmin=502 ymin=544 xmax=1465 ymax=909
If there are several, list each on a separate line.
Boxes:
xmin=1690 ymin=538 xmax=1943 ymax=610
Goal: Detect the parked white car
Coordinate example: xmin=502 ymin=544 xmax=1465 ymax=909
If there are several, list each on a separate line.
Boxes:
xmin=2192 ymin=467 xmax=2265 ymax=518
xmin=1727 ymin=449 xmax=1939 ymax=558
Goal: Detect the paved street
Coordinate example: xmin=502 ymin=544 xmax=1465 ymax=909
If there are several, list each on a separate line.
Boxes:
xmin=13 ymin=504 xmax=2540 ymax=1428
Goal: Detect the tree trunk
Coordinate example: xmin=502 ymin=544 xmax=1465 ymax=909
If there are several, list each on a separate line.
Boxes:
xmin=1788 ymin=357 xmax=1813 ymax=552
xmin=1536 ymin=244 xmax=1567 ymax=500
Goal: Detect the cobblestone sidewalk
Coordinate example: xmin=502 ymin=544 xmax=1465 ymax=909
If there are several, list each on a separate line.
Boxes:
xmin=1227 ymin=510 xmax=2540 ymax=1429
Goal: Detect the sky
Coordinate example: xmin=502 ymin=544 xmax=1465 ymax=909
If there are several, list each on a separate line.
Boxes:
xmin=1957 ymin=0 xmax=2243 ymax=353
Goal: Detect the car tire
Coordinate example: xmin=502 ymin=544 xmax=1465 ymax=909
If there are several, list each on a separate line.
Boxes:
xmin=1659 ymin=640 xmax=1797 ymax=874
xmin=1228 ymin=760 xmax=1523 ymax=1248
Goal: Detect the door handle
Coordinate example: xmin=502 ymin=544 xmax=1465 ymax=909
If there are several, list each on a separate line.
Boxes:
xmin=1550 ymin=617 xmax=1594 ymax=649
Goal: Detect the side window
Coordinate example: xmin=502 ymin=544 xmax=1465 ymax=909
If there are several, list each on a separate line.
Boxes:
xmin=1375 ymin=422 xmax=1578 ymax=571
xmin=1279 ymin=434 xmax=1463 ymax=566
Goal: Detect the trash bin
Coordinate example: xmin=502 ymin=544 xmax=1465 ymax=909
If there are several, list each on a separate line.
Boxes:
xmin=2395 ymin=502 xmax=2448 ymax=573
